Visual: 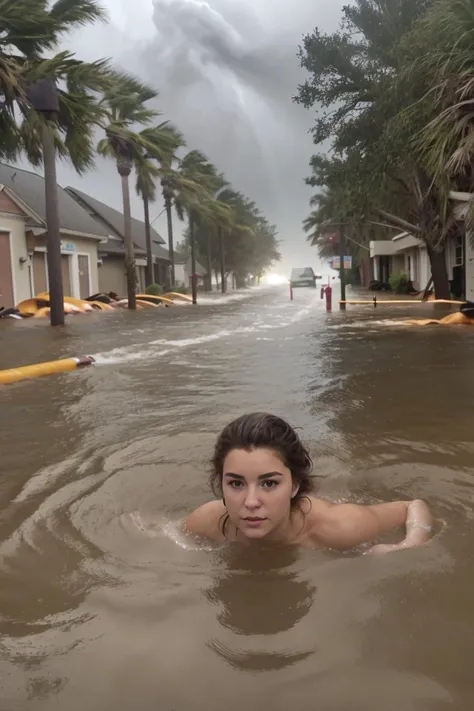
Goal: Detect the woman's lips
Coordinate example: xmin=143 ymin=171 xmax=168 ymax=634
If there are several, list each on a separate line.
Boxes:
xmin=242 ymin=517 xmax=266 ymax=527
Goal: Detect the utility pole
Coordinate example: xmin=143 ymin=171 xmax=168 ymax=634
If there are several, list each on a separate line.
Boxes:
xmin=190 ymin=217 xmax=197 ymax=305
xmin=28 ymin=78 xmax=64 ymax=326
xmin=339 ymin=222 xmax=346 ymax=310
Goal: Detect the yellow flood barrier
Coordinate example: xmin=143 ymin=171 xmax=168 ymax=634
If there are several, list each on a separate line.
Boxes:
xmin=340 ymin=299 xmax=466 ymax=305
xmin=0 ymin=355 xmax=95 ymax=385
xmin=162 ymin=292 xmax=193 ymax=303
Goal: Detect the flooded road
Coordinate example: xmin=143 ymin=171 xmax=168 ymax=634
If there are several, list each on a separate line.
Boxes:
xmin=1 ymin=286 xmax=474 ymax=710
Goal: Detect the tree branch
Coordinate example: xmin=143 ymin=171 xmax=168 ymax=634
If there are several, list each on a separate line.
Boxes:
xmin=376 ymin=209 xmax=423 ymax=234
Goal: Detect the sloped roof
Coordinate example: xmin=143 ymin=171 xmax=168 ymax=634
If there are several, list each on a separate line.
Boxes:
xmin=0 ymin=163 xmax=109 ymax=239
xmin=65 ymin=186 xmax=167 ymax=260
xmin=98 ymin=237 xmax=145 ymax=258
xmin=175 ymin=255 xmax=207 ymax=275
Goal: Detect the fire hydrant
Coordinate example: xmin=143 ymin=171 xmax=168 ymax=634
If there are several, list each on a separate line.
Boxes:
xmin=322 ymin=285 xmax=332 ymax=312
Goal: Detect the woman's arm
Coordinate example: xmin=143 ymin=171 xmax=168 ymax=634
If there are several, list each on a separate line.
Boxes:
xmin=366 ymin=499 xmax=434 ymax=554
xmin=312 ymin=499 xmax=433 ymax=553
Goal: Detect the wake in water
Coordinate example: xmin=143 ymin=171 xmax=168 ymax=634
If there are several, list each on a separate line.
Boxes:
xmin=93 ymin=291 xmax=320 ymax=367
xmin=127 ymin=512 xmax=217 ymax=552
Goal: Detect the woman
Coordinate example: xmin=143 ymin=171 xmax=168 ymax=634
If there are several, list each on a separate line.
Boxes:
xmin=185 ymin=412 xmax=434 ymax=553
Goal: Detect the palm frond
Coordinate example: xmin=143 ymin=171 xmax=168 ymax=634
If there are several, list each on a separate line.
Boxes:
xmin=48 ymin=0 xmax=107 ymax=30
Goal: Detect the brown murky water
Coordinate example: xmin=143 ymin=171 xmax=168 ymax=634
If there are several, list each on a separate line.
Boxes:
xmin=1 ymin=287 xmax=474 ymax=710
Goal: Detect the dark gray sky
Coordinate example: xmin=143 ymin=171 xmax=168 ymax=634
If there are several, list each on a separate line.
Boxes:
xmin=58 ymin=0 xmax=345 ymax=275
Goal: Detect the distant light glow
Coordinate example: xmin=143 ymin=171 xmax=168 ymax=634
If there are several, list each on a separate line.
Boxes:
xmin=262 ymin=273 xmax=288 ymax=285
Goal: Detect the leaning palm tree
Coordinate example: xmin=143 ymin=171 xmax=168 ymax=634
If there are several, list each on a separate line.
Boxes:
xmin=135 ymin=128 xmax=185 ymax=288
xmin=158 ymin=150 xmax=221 ymax=287
xmin=135 ymin=154 xmax=161 ymax=288
xmin=98 ymin=81 xmax=181 ymax=309
xmin=173 ymin=151 xmax=234 ymax=301
xmin=1 ymin=0 xmax=111 ymax=167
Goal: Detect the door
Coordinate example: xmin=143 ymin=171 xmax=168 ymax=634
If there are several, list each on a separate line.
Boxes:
xmin=0 ymin=231 xmax=14 ymax=308
xmin=61 ymin=255 xmax=71 ymax=296
xmin=33 ymin=252 xmax=47 ymax=295
xmin=78 ymin=255 xmax=90 ymax=298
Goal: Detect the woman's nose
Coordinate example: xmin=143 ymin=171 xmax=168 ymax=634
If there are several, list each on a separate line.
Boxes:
xmin=244 ymin=487 xmax=261 ymax=508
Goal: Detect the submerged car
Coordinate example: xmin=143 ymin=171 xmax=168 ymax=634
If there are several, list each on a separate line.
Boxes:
xmin=290 ymin=267 xmax=316 ymax=288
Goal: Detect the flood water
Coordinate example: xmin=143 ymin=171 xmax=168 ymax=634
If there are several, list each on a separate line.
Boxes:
xmin=1 ymin=286 xmax=474 ymax=710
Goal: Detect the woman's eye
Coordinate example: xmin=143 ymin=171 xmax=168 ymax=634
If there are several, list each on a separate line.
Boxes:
xmin=262 ymin=480 xmax=278 ymax=489
xmin=229 ymin=480 xmax=243 ymax=489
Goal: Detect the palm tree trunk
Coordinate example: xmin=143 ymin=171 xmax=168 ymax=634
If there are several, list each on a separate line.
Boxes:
xmin=376 ymin=209 xmax=423 ymax=234
xmin=121 ymin=173 xmax=136 ymax=309
xmin=144 ymin=193 xmax=153 ymax=288
xmin=165 ymin=195 xmax=175 ymax=288
xmin=427 ymin=247 xmax=450 ymax=299
xmin=42 ymin=120 xmax=64 ymax=326
xmin=219 ymin=225 xmax=226 ymax=294
xmin=190 ymin=218 xmax=197 ymax=305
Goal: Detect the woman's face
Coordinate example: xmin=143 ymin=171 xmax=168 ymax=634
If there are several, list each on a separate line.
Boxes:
xmin=222 ymin=447 xmax=299 ymax=540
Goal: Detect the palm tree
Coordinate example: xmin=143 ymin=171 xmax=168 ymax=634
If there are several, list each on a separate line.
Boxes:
xmin=98 ymin=81 xmax=180 ymax=309
xmin=0 ymin=0 xmax=119 ymax=325
xmin=135 ymin=127 xmax=184 ymax=288
xmin=210 ymin=188 xmax=256 ymax=292
xmin=410 ymin=0 xmax=474 ymax=200
xmin=173 ymin=151 xmax=234 ymax=302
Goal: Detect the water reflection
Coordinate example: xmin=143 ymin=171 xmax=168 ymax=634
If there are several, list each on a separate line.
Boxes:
xmin=205 ymin=544 xmax=316 ymax=671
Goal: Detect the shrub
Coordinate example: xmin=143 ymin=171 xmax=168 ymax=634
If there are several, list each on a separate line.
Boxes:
xmin=389 ymin=272 xmax=410 ymax=294
xmin=172 ymin=285 xmax=189 ymax=294
xmin=145 ymin=283 xmax=163 ymax=296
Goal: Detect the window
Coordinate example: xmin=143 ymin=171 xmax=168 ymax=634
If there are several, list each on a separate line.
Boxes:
xmin=455 ymin=235 xmax=464 ymax=267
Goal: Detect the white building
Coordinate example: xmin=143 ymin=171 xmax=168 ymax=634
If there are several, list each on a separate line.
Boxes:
xmin=0 ymin=163 xmax=108 ymax=309
xmin=370 ymin=193 xmax=474 ymax=300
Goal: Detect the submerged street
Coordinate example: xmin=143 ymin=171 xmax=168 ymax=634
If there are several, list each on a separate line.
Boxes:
xmin=1 ymin=286 xmax=474 ymax=710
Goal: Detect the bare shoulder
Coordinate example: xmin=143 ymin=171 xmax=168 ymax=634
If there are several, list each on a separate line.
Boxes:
xmin=303 ymin=497 xmax=411 ymax=550
xmin=184 ymin=500 xmax=227 ymax=541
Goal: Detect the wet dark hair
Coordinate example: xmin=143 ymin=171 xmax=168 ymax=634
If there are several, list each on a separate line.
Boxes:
xmin=209 ymin=412 xmax=314 ymax=509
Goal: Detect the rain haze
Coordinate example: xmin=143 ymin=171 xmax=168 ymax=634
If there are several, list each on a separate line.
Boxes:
xmin=57 ymin=0 xmax=346 ymax=277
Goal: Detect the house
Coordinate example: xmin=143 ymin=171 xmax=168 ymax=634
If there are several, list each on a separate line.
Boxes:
xmin=450 ymin=192 xmax=474 ymax=300
xmin=370 ymin=192 xmax=474 ymax=298
xmin=174 ymin=255 xmax=207 ymax=289
xmin=65 ymin=187 xmax=171 ymax=295
xmin=0 ymin=163 xmax=109 ymax=309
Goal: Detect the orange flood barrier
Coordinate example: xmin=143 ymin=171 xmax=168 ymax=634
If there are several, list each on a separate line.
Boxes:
xmin=0 ymin=355 xmax=95 ymax=385
xmin=406 ymin=312 xmax=474 ymax=326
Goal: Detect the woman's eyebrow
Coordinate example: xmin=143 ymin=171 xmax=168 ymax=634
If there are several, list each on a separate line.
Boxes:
xmin=223 ymin=472 xmax=283 ymax=480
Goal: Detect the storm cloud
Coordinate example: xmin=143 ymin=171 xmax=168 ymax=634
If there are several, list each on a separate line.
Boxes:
xmin=57 ymin=0 xmax=345 ymax=272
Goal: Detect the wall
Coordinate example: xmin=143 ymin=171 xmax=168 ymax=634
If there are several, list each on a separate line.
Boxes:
xmin=418 ymin=247 xmax=431 ymax=290
xmin=404 ymin=248 xmax=421 ymax=289
xmin=137 ymin=265 xmax=146 ymax=293
xmin=98 ymin=256 xmax=127 ymax=296
xmin=33 ymin=235 xmax=99 ymax=298
xmin=391 ymin=254 xmax=405 ymax=274
xmin=0 ymin=214 xmax=31 ymax=305
xmin=68 ymin=236 xmax=99 ymax=297
xmin=174 ymin=264 xmax=186 ymax=286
